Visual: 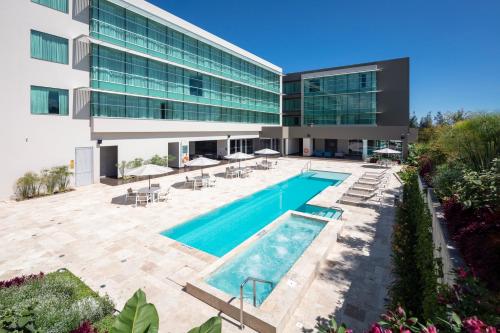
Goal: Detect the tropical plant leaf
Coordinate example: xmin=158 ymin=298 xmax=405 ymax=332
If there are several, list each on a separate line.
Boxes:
xmin=187 ymin=317 xmax=221 ymax=333
xmin=111 ymin=289 xmax=159 ymax=333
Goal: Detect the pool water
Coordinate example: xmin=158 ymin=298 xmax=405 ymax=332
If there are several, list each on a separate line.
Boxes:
xmin=296 ymin=204 xmax=342 ymax=219
xmin=205 ymin=215 xmax=325 ymax=306
xmin=161 ymin=170 xmax=349 ymax=257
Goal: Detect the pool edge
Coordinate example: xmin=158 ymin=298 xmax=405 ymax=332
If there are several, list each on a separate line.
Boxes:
xmin=185 ymin=211 xmax=344 ymax=333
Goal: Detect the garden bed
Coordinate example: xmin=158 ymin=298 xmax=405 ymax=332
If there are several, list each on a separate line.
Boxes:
xmin=0 ymin=270 xmax=115 ymax=332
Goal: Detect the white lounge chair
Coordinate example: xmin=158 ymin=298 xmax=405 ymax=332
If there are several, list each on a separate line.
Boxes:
xmin=338 ymin=191 xmax=377 ymax=206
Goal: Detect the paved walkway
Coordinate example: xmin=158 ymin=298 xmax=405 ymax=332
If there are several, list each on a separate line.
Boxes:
xmin=0 ymin=158 xmax=399 ymax=332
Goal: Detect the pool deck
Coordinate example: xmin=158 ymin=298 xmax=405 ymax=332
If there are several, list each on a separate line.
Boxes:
xmin=0 ymin=157 xmax=400 ymax=332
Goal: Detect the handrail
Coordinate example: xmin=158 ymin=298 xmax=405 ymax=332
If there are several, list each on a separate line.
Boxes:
xmin=301 ymin=160 xmax=312 ymax=173
xmin=239 ymin=277 xmax=273 ymax=329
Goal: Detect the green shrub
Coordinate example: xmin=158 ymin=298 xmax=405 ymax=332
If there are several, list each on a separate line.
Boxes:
xmin=15 ymin=172 xmax=41 ymax=199
xmin=51 ymin=166 xmax=72 ymax=192
xmin=116 ymin=161 xmax=127 ymax=179
xmin=455 ymin=159 xmax=499 ymax=209
xmin=40 ymin=168 xmax=58 ymax=195
xmin=126 ymin=158 xmax=143 ymax=169
xmin=0 ymin=271 xmax=114 ymax=333
xmin=432 ymin=163 xmax=463 ymax=199
xmin=390 ymin=169 xmax=442 ymax=320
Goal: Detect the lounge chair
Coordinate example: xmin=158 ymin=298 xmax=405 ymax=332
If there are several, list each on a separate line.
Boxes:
xmin=338 ymin=191 xmax=377 ymax=206
xmin=361 ymin=172 xmax=386 ymax=180
xmin=345 ymin=187 xmax=378 ymax=198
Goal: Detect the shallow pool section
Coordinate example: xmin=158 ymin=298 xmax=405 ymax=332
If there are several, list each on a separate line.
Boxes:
xmin=161 ymin=170 xmax=348 ymax=257
xmin=296 ymin=204 xmax=342 ymax=219
xmin=205 ymin=214 xmax=326 ymax=306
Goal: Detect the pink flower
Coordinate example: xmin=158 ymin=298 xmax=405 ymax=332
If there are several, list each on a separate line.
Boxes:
xmin=396 ymin=306 xmax=406 ymax=317
xmin=369 ymin=323 xmax=383 ymax=333
xmin=426 ymin=325 xmax=438 ymax=333
xmin=463 ymin=317 xmax=486 ymax=333
xmin=457 ymin=267 xmax=468 ymax=279
xmin=485 ymin=327 xmax=496 ymax=333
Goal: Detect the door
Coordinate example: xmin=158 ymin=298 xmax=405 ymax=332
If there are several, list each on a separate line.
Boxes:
xmin=75 ymin=147 xmax=93 ymax=186
xmin=99 ymin=146 xmax=118 ymax=178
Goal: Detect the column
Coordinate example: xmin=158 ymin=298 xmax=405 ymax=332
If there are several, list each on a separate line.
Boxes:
xmin=303 ymin=138 xmax=313 ymax=156
xmin=362 ymin=139 xmax=368 ymax=161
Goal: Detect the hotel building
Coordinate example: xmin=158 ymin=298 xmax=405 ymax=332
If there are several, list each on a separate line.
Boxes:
xmin=0 ymin=0 xmax=414 ymax=199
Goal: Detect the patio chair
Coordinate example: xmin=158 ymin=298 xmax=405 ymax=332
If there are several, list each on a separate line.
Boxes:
xmin=208 ymin=174 xmax=217 ymax=187
xmin=185 ymin=176 xmax=195 ymax=188
xmin=345 ymin=187 xmax=378 ymax=199
xmin=225 ymin=167 xmax=238 ymax=178
xmin=193 ymin=178 xmax=204 ymax=190
xmin=158 ymin=187 xmax=170 ymax=202
xmin=361 ymin=172 xmax=387 ymax=180
xmin=241 ymin=168 xmax=252 ymax=178
xmin=125 ymin=188 xmax=138 ymax=203
xmin=135 ymin=193 xmax=149 ymax=207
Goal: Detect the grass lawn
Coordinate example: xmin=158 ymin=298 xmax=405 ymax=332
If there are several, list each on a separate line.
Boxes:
xmin=0 ymin=270 xmax=115 ymax=332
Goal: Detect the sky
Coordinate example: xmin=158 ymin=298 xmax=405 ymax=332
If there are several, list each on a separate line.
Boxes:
xmin=146 ymin=0 xmax=500 ymax=118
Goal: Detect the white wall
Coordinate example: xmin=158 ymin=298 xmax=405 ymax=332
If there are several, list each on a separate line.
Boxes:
xmin=0 ymin=0 xmax=93 ymax=199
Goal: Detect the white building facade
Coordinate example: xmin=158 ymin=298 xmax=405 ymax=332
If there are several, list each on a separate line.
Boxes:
xmin=0 ymin=0 xmax=282 ymax=199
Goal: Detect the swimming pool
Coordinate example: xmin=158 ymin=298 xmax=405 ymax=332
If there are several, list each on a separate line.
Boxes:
xmin=161 ymin=170 xmax=349 ymax=257
xmin=205 ymin=214 xmax=325 ymax=306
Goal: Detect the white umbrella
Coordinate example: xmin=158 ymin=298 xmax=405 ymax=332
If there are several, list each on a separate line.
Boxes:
xmin=126 ymin=164 xmax=173 ymax=188
xmin=185 ymin=156 xmax=220 ymax=175
xmin=224 ymin=152 xmax=253 ymax=169
xmin=254 ymin=148 xmax=280 ymax=163
xmin=373 ymin=148 xmax=401 ymax=154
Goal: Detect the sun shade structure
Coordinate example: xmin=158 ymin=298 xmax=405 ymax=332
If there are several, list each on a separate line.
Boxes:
xmin=224 ymin=152 xmax=254 ymax=169
xmin=254 ymin=148 xmax=280 ymax=163
xmin=373 ymin=148 xmax=402 ymax=154
xmin=126 ymin=164 xmax=173 ymax=188
xmin=185 ymin=156 xmax=220 ymax=175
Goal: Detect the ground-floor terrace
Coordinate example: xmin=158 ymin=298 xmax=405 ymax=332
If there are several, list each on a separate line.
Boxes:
xmin=0 ymin=157 xmax=401 ymax=332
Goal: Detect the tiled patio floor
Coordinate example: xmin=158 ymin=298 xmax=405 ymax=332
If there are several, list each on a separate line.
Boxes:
xmin=0 ymin=157 xmax=400 ymax=332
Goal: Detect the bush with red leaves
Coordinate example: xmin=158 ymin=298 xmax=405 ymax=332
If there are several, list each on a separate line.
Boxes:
xmin=442 ymin=197 xmax=500 ymax=291
xmin=70 ymin=321 xmax=100 ymax=333
xmin=0 ymin=272 xmax=44 ymax=289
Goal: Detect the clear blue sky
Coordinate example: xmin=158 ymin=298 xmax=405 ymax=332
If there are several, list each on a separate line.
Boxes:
xmin=147 ymin=0 xmax=500 ymax=118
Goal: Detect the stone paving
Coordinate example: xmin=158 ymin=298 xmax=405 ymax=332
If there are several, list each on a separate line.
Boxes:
xmin=0 ymin=157 xmax=400 ymax=332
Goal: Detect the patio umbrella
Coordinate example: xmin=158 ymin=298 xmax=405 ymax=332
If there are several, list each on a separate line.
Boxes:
xmin=224 ymin=152 xmax=253 ymax=169
xmin=126 ymin=164 xmax=173 ymax=189
xmin=254 ymin=148 xmax=280 ymax=163
xmin=185 ymin=156 xmax=220 ymax=175
xmin=373 ymin=148 xmax=401 ymax=154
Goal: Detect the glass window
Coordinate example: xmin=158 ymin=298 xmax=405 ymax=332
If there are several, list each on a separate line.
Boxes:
xmin=32 ymin=0 xmax=68 ymax=13
xmin=31 ymin=30 xmax=68 ymax=64
xmin=31 ymin=86 xmax=69 ymax=115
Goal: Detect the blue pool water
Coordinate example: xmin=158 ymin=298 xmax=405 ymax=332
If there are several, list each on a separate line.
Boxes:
xmin=296 ymin=204 xmax=342 ymax=219
xmin=206 ymin=215 xmax=325 ymax=306
xmin=161 ymin=170 xmax=349 ymax=257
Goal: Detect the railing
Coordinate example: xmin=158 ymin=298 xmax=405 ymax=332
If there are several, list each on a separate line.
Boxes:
xmin=239 ymin=277 xmax=273 ymax=329
xmin=301 ymin=160 xmax=312 ymax=173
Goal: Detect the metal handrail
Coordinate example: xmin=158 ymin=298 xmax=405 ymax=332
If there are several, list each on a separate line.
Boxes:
xmin=301 ymin=160 xmax=312 ymax=173
xmin=239 ymin=277 xmax=273 ymax=329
